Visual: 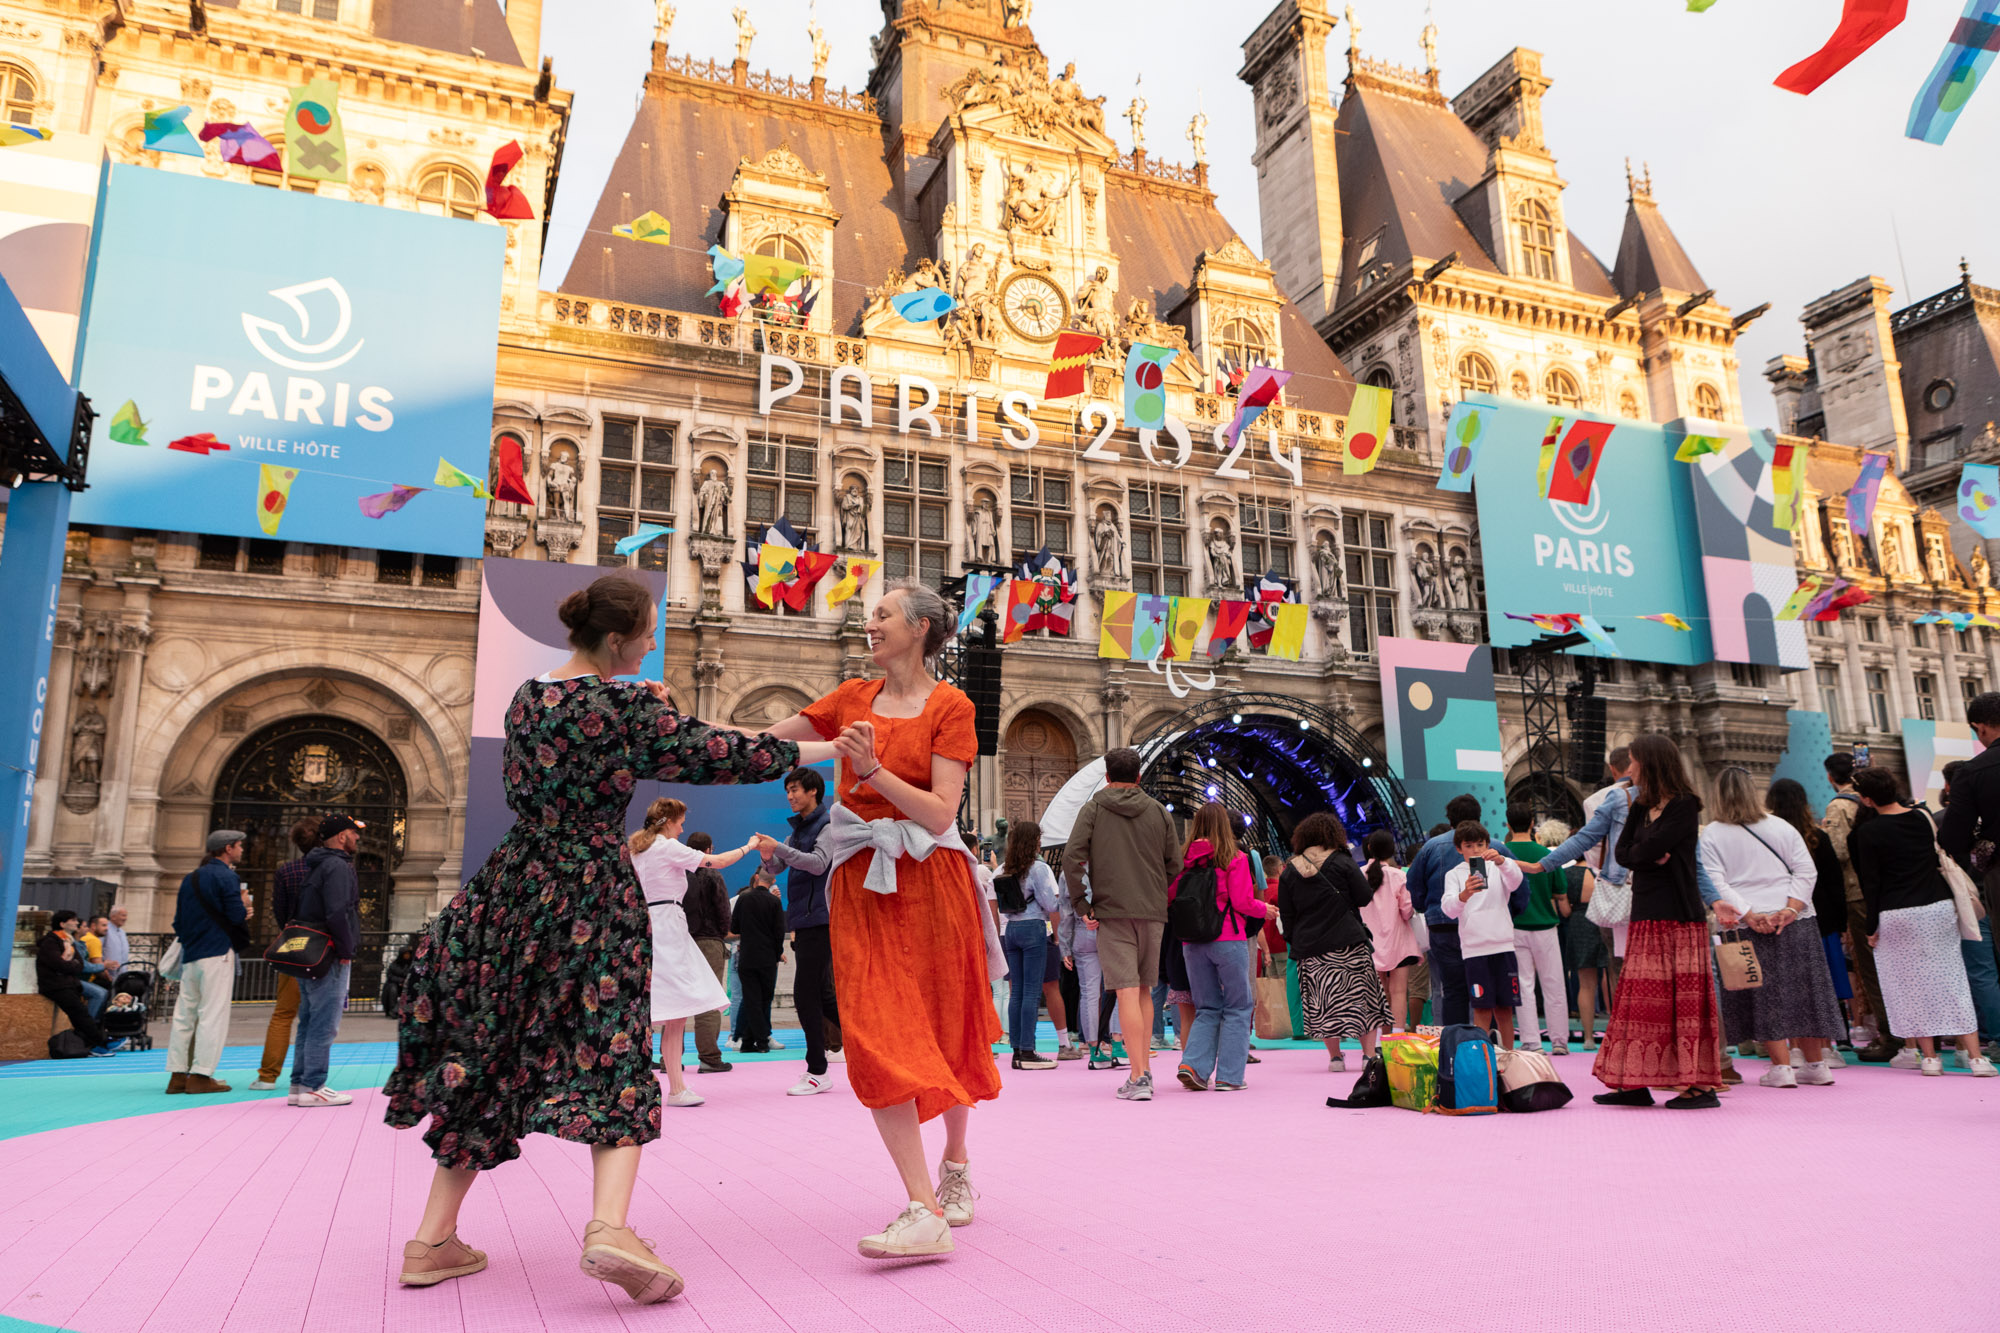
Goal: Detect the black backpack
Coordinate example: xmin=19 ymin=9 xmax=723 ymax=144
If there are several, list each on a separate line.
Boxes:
xmin=1166 ymin=857 xmax=1227 ymax=944
xmin=48 ymin=1029 xmax=92 ymax=1059
xmin=993 ymin=873 xmax=1029 ymax=915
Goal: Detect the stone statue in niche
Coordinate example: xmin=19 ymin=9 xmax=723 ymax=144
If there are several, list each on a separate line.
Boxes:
xmin=954 ymin=244 xmax=999 ymax=343
xmin=695 ymin=466 xmax=730 ymax=536
xmin=1412 ymin=543 xmax=1442 ymax=609
xmin=1972 ymin=545 xmax=1992 ymax=589
xmin=966 ymin=496 xmax=1000 ymax=564
xmin=1000 ymin=159 xmax=1069 ymax=237
xmin=68 ymin=708 xmax=105 ymax=788
xmin=1444 ymin=549 xmax=1474 ymax=610
xmin=1831 ymin=521 xmax=1856 ymax=569
xmin=1311 ymin=532 xmax=1344 ymax=603
xmin=76 ymin=619 xmax=115 ymax=699
xmin=730 ymin=6 xmax=756 ymax=61
xmin=1205 ymin=524 xmax=1238 ymax=593
xmin=1073 ymin=265 xmax=1117 ymax=344
xmin=1926 ymin=535 xmax=1953 ymax=585
xmin=1879 ymin=532 xmax=1903 ymax=579
xmin=1092 ymin=507 xmax=1125 ymax=579
xmin=544 ymin=453 xmax=577 ymax=522
xmin=837 ymin=482 xmax=870 ymax=551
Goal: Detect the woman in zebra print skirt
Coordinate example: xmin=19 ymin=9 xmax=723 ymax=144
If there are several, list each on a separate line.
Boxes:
xmin=1278 ymin=813 xmax=1391 ymax=1072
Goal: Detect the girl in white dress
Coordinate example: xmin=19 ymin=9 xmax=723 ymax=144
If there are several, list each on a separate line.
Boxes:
xmin=630 ymin=798 xmax=758 ymax=1107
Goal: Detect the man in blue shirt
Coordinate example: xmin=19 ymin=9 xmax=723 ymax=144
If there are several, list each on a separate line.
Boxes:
xmin=166 ymin=830 xmax=250 ymax=1095
xmin=754 ymin=766 xmax=838 ymax=1096
xmin=1406 ymin=794 xmax=1485 ymax=1027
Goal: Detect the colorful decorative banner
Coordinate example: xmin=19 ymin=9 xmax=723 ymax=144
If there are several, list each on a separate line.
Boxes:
xmin=1245 ymin=571 xmax=1291 ymax=649
xmin=1267 ymin=603 xmax=1309 ymax=660
xmin=707 ymin=246 xmax=746 ymax=293
xmin=1771 ymin=709 xmax=1839 ymax=811
xmin=1684 ymin=422 xmax=1808 ymax=669
xmin=1803 ymin=576 xmax=1853 ymax=620
xmin=107 ymin=400 xmax=148 ymax=445
xmin=1846 ymin=450 xmax=1890 ymax=538
xmin=613 ymin=523 xmax=675 ymax=557
xmin=1504 ymin=612 xmax=1582 ymax=634
xmin=1208 ymin=599 xmax=1252 ymax=660
xmin=285 ymin=78 xmax=347 ymax=182
xmin=1904 ymin=718 xmax=1981 ymax=807
xmin=1775 ymin=574 xmax=1827 ymax=622
xmin=1045 ymin=331 xmax=1104 ymax=400
xmin=358 ymin=484 xmax=423 ymax=519
xmin=167 ymin=433 xmax=229 ymax=455
xmin=256 ymin=465 xmax=299 ymax=536
xmin=1812 ymin=583 xmax=1872 ymax=620
xmin=1688 ymin=0 xmax=1720 ymax=11
xmin=755 ymin=543 xmax=799 ymax=607
xmin=1131 ymin=594 xmax=1171 ymax=663
xmin=743 ymin=254 xmax=812 ymax=298
xmin=1575 ymin=614 xmax=1620 ymax=657
xmin=1015 ymin=547 xmax=1077 ymax=637
xmin=1123 ymin=343 xmax=1178 ymax=430
xmin=774 ymin=551 xmax=836 ymax=611
xmin=1673 ymin=431 xmax=1728 ymax=462
xmin=826 ymin=557 xmax=881 ymax=607
xmin=1770 ymin=437 xmax=1806 ymax=531
xmin=1222 ymin=365 xmax=1292 ymax=448
xmin=1164 ymin=597 xmax=1211 ymax=661
xmin=1342 ymin=383 xmax=1393 ymax=476
xmin=1534 ymin=414 xmax=1565 ymax=499
xmin=1776 ymin=0 xmax=1909 ymax=95
xmin=1378 ymin=636 xmax=1508 ymax=830
xmin=484 ymin=141 xmax=536 ymax=220
xmin=1640 ymin=612 xmax=1693 ymax=631
xmin=434 ymin=457 xmax=491 ymax=499
xmin=1000 ymin=576 xmax=1041 ymax=643
xmin=1907 ymin=0 xmax=2000 ymax=144
xmin=0 ymin=125 xmax=54 ymax=148
xmin=1545 ymin=420 xmax=1615 ymax=505
xmin=1098 ymin=589 xmax=1137 ymax=659
xmin=143 ymin=106 xmax=204 ymax=158
xmin=493 ymin=435 xmax=533 ymax=505
xmin=612 ymin=210 xmax=671 ymax=244
xmin=1437 ymin=403 xmax=1490 ymax=492
xmin=890 ymin=288 xmax=955 ymax=323
xmin=197 ymin=121 xmax=282 ymax=170
xmin=958 ymin=573 xmax=1005 ymax=632
xmin=1959 ymin=463 xmax=2000 ymax=535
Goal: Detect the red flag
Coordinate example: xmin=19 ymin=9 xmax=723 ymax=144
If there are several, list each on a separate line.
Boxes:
xmin=1814 ymin=586 xmax=1873 ymax=620
xmin=777 ymin=550 xmax=837 ymax=610
xmin=1544 ymin=420 xmax=1614 ymax=505
xmin=484 ymin=140 xmax=536 ymax=220
xmin=1775 ymin=0 xmax=1908 ymax=95
xmin=1000 ymin=579 xmax=1040 ymax=643
xmin=493 ymin=434 xmax=533 ymax=505
xmin=1045 ymin=331 xmax=1103 ymax=400
xmin=1207 ymin=600 xmax=1253 ymax=660
xmin=168 ymin=433 xmax=230 ymax=455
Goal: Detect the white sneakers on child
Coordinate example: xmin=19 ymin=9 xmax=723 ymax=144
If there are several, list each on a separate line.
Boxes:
xmin=858 ymin=1203 xmax=953 ymax=1259
xmin=1969 ymin=1056 xmax=1999 ymax=1077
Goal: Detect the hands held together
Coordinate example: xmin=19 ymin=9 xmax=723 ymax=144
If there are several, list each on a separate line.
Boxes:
xmin=833 ymin=720 xmax=880 ymax=781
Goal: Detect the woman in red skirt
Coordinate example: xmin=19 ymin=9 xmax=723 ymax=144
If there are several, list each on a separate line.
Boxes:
xmin=1592 ymin=733 xmax=1741 ymax=1109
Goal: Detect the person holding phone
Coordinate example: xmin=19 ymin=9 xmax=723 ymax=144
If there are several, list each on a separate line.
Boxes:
xmin=1440 ymin=822 xmax=1527 ymax=1048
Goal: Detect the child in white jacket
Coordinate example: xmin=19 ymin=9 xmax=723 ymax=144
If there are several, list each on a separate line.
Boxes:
xmin=1441 ymin=820 xmax=1528 ymax=1047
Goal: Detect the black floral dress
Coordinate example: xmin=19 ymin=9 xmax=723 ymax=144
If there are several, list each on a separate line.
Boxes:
xmin=383 ymin=676 xmax=797 ymax=1170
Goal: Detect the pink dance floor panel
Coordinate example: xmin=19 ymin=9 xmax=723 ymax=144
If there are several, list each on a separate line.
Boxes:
xmin=3 ymin=1053 xmax=1997 ymax=1332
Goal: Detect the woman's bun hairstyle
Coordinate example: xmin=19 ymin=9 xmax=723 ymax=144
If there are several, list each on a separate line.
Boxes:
xmin=558 ymin=575 xmax=653 ymax=652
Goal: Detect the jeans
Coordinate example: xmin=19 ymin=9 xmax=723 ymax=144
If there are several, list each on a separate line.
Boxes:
xmin=727 ymin=947 xmax=742 ymax=1042
xmin=80 ymin=979 xmax=109 ymax=1020
xmin=1513 ymin=927 xmax=1567 ymax=1045
xmin=1962 ymin=915 xmax=2000 ymax=1041
xmin=290 ymin=961 xmax=351 ymax=1093
xmin=1151 ymin=981 xmax=1170 ymax=1039
xmin=1002 ymin=920 xmax=1048 ymax=1052
xmin=1429 ymin=926 xmax=1470 ymax=1026
xmin=792 ymin=925 xmax=836 ymax=1076
xmin=1073 ymin=947 xmax=1105 ymax=1044
xmin=1182 ymin=938 xmax=1253 ymax=1085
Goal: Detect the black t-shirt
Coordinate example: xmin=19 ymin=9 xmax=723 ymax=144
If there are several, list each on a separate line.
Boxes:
xmin=682 ymin=867 xmax=731 ymax=941
xmin=730 ymin=887 xmax=786 ymax=969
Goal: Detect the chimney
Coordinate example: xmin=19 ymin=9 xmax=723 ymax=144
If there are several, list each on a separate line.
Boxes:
xmin=505 ymin=0 xmax=542 ymax=67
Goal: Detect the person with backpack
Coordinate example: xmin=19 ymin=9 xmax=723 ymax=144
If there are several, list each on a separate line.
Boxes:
xmin=1170 ymin=802 xmax=1269 ymax=1092
xmin=1823 ymin=751 xmax=1896 ymax=1060
xmin=997 ymin=819 xmax=1064 ymax=1070
xmin=1282 ymin=814 xmax=1390 ymax=1072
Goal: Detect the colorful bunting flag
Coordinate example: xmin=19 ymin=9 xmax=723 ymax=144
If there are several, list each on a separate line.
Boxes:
xmin=1123 ymin=343 xmax=1179 ymax=431
xmin=1000 ymin=576 xmax=1042 ymax=643
xmin=826 ymin=557 xmax=881 ymax=607
xmin=434 ymin=457 xmax=491 ymax=499
xmin=1244 ymin=572 xmax=1291 ymax=649
xmin=775 ymin=551 xmax=837 ymax=611
xmin=143 ymin=105 xmax=204 ymax=158
xmin=706 ymin=246 xmax=746 ymax=294
xmin=1575 ymin=614 xmax=1620 ymax=657
xmin=197 ymin=121 xmax=283 ymax=170
xmin=1535 ymin=415 xmax=1566 ymax=499
xmin=285 ymin=78 xmax=347 ymax=182
xmin=1208 ymin=600 xmax=1253 ymax=661
xmin=611 ymin=210 xmax=671 ymax=244
xmin=1342 ymin=383 xmax=1393 ymax=476
xmin=744 ymin=254 xmax=812 ymax=298
xmin=1959 ymin=463 xmax=2000 ymax=536
xmin=1770 ymin=435 xmax=1806 ymax=531
xmin=167 ymin=433 xmax=229 ymax=455
xmin=1013 ymin=547 xmax=1077 ymax=637
xmin=1775 ymin=575 xmax=1825 ymax=622
xmin=1805 ymin=577 xmax=1854 ymax=621
xmin=959 ymin=574 xmax=1005 ymax=633
xmin=1045 ymin=331 xmax=1104 ymax=400
xmin=484 ymin=141 xmax=536 ymax=220
xmin=256 ymin=465 xmax=299 ymax=536
xmin=1639 ymin=612 xmax=1694 ymax=631
xmin=1545 ymin=420 xmax=1615 ymax=505
xmin=1437 ymin=403 xmax=1490 ymax=492
xmin=492 ymin=435 xmax=534 ymax=505
xmin=755 ymin=543 xmax=800 ymax=607
xmin=613 ymin=523 xmax=675 ymax=557
xmin=1907 ymin=0 xmax=1999 ymax=144
xmin=1505 ymin=612 xmax=1583 ymax=634
xmin=1131 ymin=595 xmax=1171 ymax=663
xmin=1688 ymin=0 xmax=1720 ymax=10
xmin=1846 ymin=451 xmax=1890 ymax=538
xmin=0 ymin=125 xmax=53 ymax=148
xmin=1164 ymin=597 xmax=1211 ymax=661
xmin=1222 ymin=366 xmax=1293 ymax=448
xmin=358 ymin=484 xmax=424 ymax=519
xmin=107 ymin=400 xmax=149 ymax=446
xmin=1814 ymin=584 xmax=1872 ymax=620
xmin=1673 ymin=432 xmax=1729 ymax=462
xmin=1267 ymin=603 xmax=1309 ymax=660
xmin=890 ymin=288 xmax=956 ymax=323
xmin=1776 ymin=0 xmax=1908 ymax=95
xmin=1098 ymin=590 xmax=1138 ymax=660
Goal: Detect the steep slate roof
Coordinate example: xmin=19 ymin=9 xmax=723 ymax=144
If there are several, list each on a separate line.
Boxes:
xmin=207 ymin=0 xmax=524 ymax=65
xmin=1611 ymin=196 xmax=1706 ymax=299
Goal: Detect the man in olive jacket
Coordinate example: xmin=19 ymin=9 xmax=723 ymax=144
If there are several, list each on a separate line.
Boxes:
xmin=1061 ymin=747 xmax=1179 ymax=1100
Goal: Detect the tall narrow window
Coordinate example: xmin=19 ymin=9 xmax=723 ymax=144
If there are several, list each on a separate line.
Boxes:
xmin=1363 ymin=367 xmax=1397 ymax=423
xmin=1963 ymin=673 xmax=1987 ymax=710
xmin=1514 ymin=199 xmax=1557 ymax=281
xmin=1343 ymin=513 xmax=1398 ymax=655
xmin=1128 ymin=482 xmax=1190 ymax=597
xmin=1693 ymin=382 xmax=1724 ymax=420
xmin=416 ymin=165 xmax=481 ymax=220
xmin=1817 ymin=664 xmax=1844 ymax=733
xmin=1865 ymin=669 xmax=1891 ymax=732
xmin=1544 ymin=368 xmax=1582 ymax=410
xmin=882 ymin=452 xmax=950 ymax=590
xmin=1916 ymin=673 xmax=1938 ymax=722
xmin=1 ymin=64 xmax=38 ymax=126
xmin=596 ymin=419 xmax=677 ymax=569
xmin=1238 ymin=498 xmax=1294 ymax=582
xmin=1456 ymin=352 xmax=1496 ymax=398
xmin=1009 ymin=467 xmax=1074 ymax=563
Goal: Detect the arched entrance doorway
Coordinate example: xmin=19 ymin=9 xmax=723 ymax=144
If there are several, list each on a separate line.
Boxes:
xmin=210 ymin=715 xmax=408 ymax=940
xmin=1002 ymin=709 xmax=1078 ymax=828
xmin=1508 ymin=772 xmax=1586 ymax=832
xmin=1131 ymin=692 xmax=1425 ymax=861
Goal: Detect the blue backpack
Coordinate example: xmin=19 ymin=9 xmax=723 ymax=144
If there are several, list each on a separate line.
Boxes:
xmin=1432 ymin=1024 xmax=1501 ymax=1115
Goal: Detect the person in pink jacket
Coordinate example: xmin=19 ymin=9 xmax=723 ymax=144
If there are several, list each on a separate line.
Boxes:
xmin=1358 ymin=830 xmax=1421 ymax=1031
xmin=1167 ymin=802 xmax=1269 ymax=1092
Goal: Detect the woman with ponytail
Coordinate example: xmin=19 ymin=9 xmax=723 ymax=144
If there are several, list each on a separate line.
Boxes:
xmin=1358 ymin=830 xmax=1420 ymax=1031
xmin=629 ymin=797 xmax=757 ymax=1108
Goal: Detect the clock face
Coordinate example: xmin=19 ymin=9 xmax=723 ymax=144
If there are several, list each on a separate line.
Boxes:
xmin=1000 ymin=273 xmax=1067 ymax=341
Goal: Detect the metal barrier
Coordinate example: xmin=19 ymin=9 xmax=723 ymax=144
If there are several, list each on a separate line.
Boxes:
xmin=129 ymin=931 xmax=419 ymax=1017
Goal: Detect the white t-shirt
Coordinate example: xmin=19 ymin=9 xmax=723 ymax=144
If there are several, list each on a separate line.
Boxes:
xmin=632 ymin=837 xmax=704 ymax=905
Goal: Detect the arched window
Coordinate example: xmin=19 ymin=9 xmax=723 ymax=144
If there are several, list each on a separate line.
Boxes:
xmin=1544 ymin=368 xmax=1582 ymax=410
xmin=1514 ymin=198 xmax=1558 ymax=281
xmin=1618 ymin=390 xmax=1642 ymax=419
xmin=751 ymin=232 xmax=810 ymax=265
xmin=1364 ymin=366 xmax=1396 ymax=423
xmin=1456 ymin=351 xmax=1496 ymax=398
xmin=1218 ymin=317 xmax=1269 ymax=369
xmin=2 ymin=64 xmax=36 ymax=126
xmin=1693 ymin=382 xmax=1724 ymax=420
xmin=416 ymin=165 xmax=481 ymax=220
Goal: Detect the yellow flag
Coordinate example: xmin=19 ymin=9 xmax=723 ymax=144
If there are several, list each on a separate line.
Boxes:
xmin=1267 ymin=602 xmax=1309 ymax=660
xmin=1165 ymin=597 xmax=1210 ymax=660
xmin=257 ymin=465 xmax=300 ymax=536
xmin=755 ymin=543 xmax=797 ymax=607
xmin=1098 ymin=590 xmax=1137 ymax=660
xmin=826 ymin=557 xmax=881 ymax=607
xmin=434 ymin=456 xmax=491 ymax=499
xmin=743 ymin=254 xmax=810 ymax=297
xmin=1342 ymin=383 xmax=1393 ymax=475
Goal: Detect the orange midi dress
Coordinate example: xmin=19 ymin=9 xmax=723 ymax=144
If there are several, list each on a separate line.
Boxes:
xmin=802 ymin=678 xmax=1002 ymax=1120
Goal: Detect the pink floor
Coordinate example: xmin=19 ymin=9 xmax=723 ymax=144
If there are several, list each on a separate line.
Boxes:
xmin=3 ymin=1051 xmax=1997 ymax=1332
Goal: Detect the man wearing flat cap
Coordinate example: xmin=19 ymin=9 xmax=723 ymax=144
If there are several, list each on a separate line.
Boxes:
xmin=165 ymin=829 xmax=251 ymax=1094
xmin=290 ymin=813 xmax=366 ymax=1108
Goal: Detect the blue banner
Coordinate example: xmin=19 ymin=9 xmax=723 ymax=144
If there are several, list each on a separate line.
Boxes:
xmin=69 ymin=165 xmax=503 ymax=555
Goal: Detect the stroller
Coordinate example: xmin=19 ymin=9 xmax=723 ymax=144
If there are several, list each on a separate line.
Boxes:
xmin=99 ymin=968 xmax=155 ymax=1051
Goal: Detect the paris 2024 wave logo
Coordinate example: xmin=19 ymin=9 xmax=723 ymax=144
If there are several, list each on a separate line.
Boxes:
xmin=187 ymin=278 xmax=395 ymax=437
xmin=1534 ymin=482 xmax=1635 ymax=589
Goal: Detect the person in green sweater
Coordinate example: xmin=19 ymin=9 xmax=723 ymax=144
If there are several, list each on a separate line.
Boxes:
xmin=1503 ymin=804 xmax=1571 ymax=1054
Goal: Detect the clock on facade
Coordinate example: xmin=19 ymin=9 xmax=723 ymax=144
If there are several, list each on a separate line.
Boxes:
xmin=999 ymin=272 xmax=1067 ymax=341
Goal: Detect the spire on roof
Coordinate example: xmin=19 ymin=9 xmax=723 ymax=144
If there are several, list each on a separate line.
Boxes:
xmin=1624 ymin=157 xmax=1653 ymax=204
xmin=1612 ymin=166 xmax=1704 ymax=300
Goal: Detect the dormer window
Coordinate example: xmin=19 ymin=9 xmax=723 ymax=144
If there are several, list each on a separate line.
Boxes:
xmin=277 ymin=0 xmax=340 ymax=19
xmin=1514 ymin=198 xmax=1557 ymax=281
xmin=1693 ymin=381 xmax=1723 ymax=421
xmin=1215 ymin=317 xmax=1272 ymax=394
xmin=754 ymin=233 xmax=810 ymax=265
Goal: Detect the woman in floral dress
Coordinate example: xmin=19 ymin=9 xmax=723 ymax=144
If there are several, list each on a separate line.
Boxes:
xmin=385 ymin=576 xmax=831 ymax=1303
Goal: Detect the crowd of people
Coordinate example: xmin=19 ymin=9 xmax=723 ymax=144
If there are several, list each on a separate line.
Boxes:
xmin=43 ymin=571 xmax=2000 ymax=1307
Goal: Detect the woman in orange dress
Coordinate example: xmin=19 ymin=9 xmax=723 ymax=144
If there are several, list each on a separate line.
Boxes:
xmin=753 ymin=581 xmax=1001 ymax=1260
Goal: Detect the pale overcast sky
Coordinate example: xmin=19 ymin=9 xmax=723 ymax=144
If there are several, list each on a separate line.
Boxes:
xmin=538 ymin=0 xmax=2000 ymax=430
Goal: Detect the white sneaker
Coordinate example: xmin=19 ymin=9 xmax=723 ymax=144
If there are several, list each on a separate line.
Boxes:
xmin=1825 ymin=1048 xmax=1847 ymax=1068
xmin=1327 ymin=1053 xmax=1346 ymax=1073
xmin=1890 ymin=1048 xmax=1924 ymax=1071
xmin=665 ymin=1088 xmax=704 ymax=1108
xmin=1549 ymin=1043 xmax=1570 ymax=1056
xmin=1757 ymin=1066 xmax=1798 ymax=1089
xmin=1970 ymin=1056 xmax=1999 ymax=1078
xmin=858 ymin=1202 xmax=953 ymax=1259
xmin=826 ymin=1050 xmax=847 ymax=1063
xmin=1849 ymin=1026 xmax=1878 ymax=1049
xmin=1921 ymin=1056 xmax=1944 ymax=1077
xmin=787 ymin=1074 xmax=832 ymax=1096
xmin=936 ymin=1159 xmax=976 ymax=1228
xmin=293 ymin=1087 xmax=352 ymax=1107
xmin=1789 ymin=1048 xmax=1804 ymax=1068
xmin=248 ymin=1079 xmax=279 ymax=1091
xmin=1516 ymin=1042 xmax=1545 ymax=1055
xmin=1797 ymin=1061 xmax=1835 ymax=1086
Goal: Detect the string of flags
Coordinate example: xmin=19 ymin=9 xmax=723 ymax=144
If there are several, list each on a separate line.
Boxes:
xmin=1762 ymin=0 xmax=1994 ymax=144
xmin=707 ymin=246 xmax=817 ymax=321
xmin=739 ymin=518 xmax=836 ymax=611
xmin=612 ymin=211 xmax=671 ymax=245
xmin=1845 ymin=451 xmax=1890 ymax=540
xmin=1098 ymin=572 xmax=1305 ymax=662
xmin=1046 ymin=332 xmax=1104 ymax=400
